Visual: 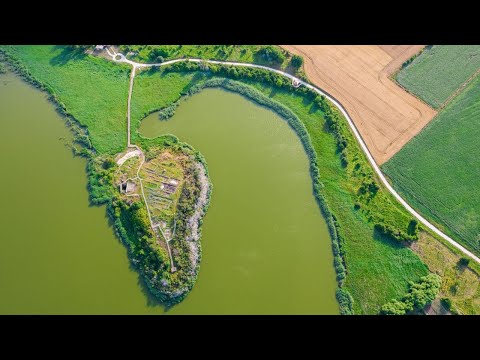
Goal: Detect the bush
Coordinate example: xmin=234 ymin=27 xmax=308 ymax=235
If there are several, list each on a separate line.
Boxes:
xmin=336 ymin=288 xmax=354 ymax=315
xmin=103 ymin=158 xmax=116 ymax=170
xmin=158 ymin=101 xmax=179 ymax=120
xmin=458 ymin=257 xmax=470 ymax=267
xmin=440 ymin=297 xmax=452 ymax=310
xmin=290 ymin=55 xmax=303 ymax=69
xmin=407 ymin=219 xmax=419 ymax=236
xmin=374 ymin=221 xmax=418 ymax=242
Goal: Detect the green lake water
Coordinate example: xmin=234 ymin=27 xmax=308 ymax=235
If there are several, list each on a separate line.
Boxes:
xmin=139 ymin=88 xmax=338 ymax=314
xmin=0 ymin=72 xmax=337 ymax=314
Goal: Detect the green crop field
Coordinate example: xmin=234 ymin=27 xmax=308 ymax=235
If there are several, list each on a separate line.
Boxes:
xmin=0 ymin=45 xmax=130 ymax=154
xmin=131 ymin=69 xmax=429 ymax=314
xmin=383 ymin=75 xmax=480 ymax=256
xmin=396 ymin=45 xmax=480 ymax=108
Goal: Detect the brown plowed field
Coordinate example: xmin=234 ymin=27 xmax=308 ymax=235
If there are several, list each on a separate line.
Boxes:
xmin=282 ymin=45 xmax=437 ymax=164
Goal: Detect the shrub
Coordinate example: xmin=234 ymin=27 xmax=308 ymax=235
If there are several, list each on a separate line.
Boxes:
xmin=458 ymin=257 xmax=470 ymax=267
xmin=290 ymin=55 xmax=303 ymax=69
xmin=407 ymin=219 xmax=419 ymax=236
xmin=374 ymin=221 xmax=418 ymax=242
xmin=158 ymin=101 xmax=179 ymax=120
xmin=103 ymin=158 xmax=116 ymax=170
xmin=336 ymin=288 xmax=354 ymax=315
xmin=440 ymin=297 xmax=452 ymax=310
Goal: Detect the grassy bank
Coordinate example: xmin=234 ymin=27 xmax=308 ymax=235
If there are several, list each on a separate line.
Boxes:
xmin=131 ymin=65 xmax=431 ymax=314
xmin=396 ymin=45 xmax=480 ymax=108
xmin=383 ymin=75 xmax=480 ymax=256
xmin=0 ymin=45 xmax=130 ymax=154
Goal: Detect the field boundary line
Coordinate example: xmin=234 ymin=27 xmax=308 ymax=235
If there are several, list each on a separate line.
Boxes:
xmin=438 ymin=67 xmax=480 ymax=110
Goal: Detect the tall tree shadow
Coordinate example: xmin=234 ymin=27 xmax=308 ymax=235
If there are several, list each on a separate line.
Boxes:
xmin=373 ymin=227 xmax=405 ymax=250
xmin=50 ymin=46 xmax=87 ymax=66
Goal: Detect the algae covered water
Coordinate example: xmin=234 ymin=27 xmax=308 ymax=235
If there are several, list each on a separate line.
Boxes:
xmin=0 ymin=73 xmax=337 ymax=314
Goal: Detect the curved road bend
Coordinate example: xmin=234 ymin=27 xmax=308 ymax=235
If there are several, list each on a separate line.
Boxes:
xmin=106 ymin=51 xmax=480 ymax=264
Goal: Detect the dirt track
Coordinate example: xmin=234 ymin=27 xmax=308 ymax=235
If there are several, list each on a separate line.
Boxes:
xmin=282 ymin=45 xmax=437 ymax=164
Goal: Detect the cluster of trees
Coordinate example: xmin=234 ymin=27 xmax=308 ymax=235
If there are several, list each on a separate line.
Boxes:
xmin=165 ymin=60 xmax=294 ymax=90
xmin=380 ymin=274 xmax=441 ymax=315
xmin=374 ymin=220 xmax=419 ymax=243
xmin=255 ymin=46 xmax=286 ymax=65
xmin=290 ymin=54 xmax=303 ymax=69
xmin=110 ymin=198 xmax=174 ymax=302
xmin=336 ymin=288 xmax=354 ymax=315
xmin=158 ymin=101 xmax=179 ymax=120
xmin=358 ymin=179 xmax=380 ymax=198
xmin=401 ymin=47 xmax=426 ymax=69
xmin=87 ymin=157 xmax=115 ymax=205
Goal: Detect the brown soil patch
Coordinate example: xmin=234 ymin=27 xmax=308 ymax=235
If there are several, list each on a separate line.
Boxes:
xmin=282 ymin=45 xmax=437 ymax=164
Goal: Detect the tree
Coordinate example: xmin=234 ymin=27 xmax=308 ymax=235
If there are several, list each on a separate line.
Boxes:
xmin=257 ymin=46 xmax=286 ymax=65
xmin=380 ymin=274 xmax=441 ymax=315
xmin=103 ymin=158 xmax=116 ymax=170
xmin=290 ymin=55 xmax=303 ymax=69
xmin=407 ymin=219 xmax=419 ymax=236
xmin=458 ymin=257 xmax=470 ymax=267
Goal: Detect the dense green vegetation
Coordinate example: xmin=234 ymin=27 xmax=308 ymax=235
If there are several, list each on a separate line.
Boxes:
xmin=380 ymin=274 xmax=441 ymax=315
xmin=383 ymin=75 xmax=480 ymax=256
xmin=118 ymin=45 xmax=294 ymax=70
xmin=396 ymin=45 xmax=480 ymax=108
xmin=0 ymin=45 xmax=130 ymax=154
xmin=131 ymin=63 xmax=430 ymax=314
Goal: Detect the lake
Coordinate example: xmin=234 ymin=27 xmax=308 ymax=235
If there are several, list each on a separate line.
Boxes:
xmin=139 ymin=88 xmax=338 ymax=314
xmin=0 ymin=72 xmax=337 ymax=314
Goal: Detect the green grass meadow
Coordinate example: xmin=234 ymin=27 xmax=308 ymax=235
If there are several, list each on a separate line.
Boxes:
xmin=383 ymin=75 xmax=480 ymax=256
xmin=396 ymin=45 xmax=480 ymax=108
xmin=0 ymin=45 xmax=130 ymax=154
